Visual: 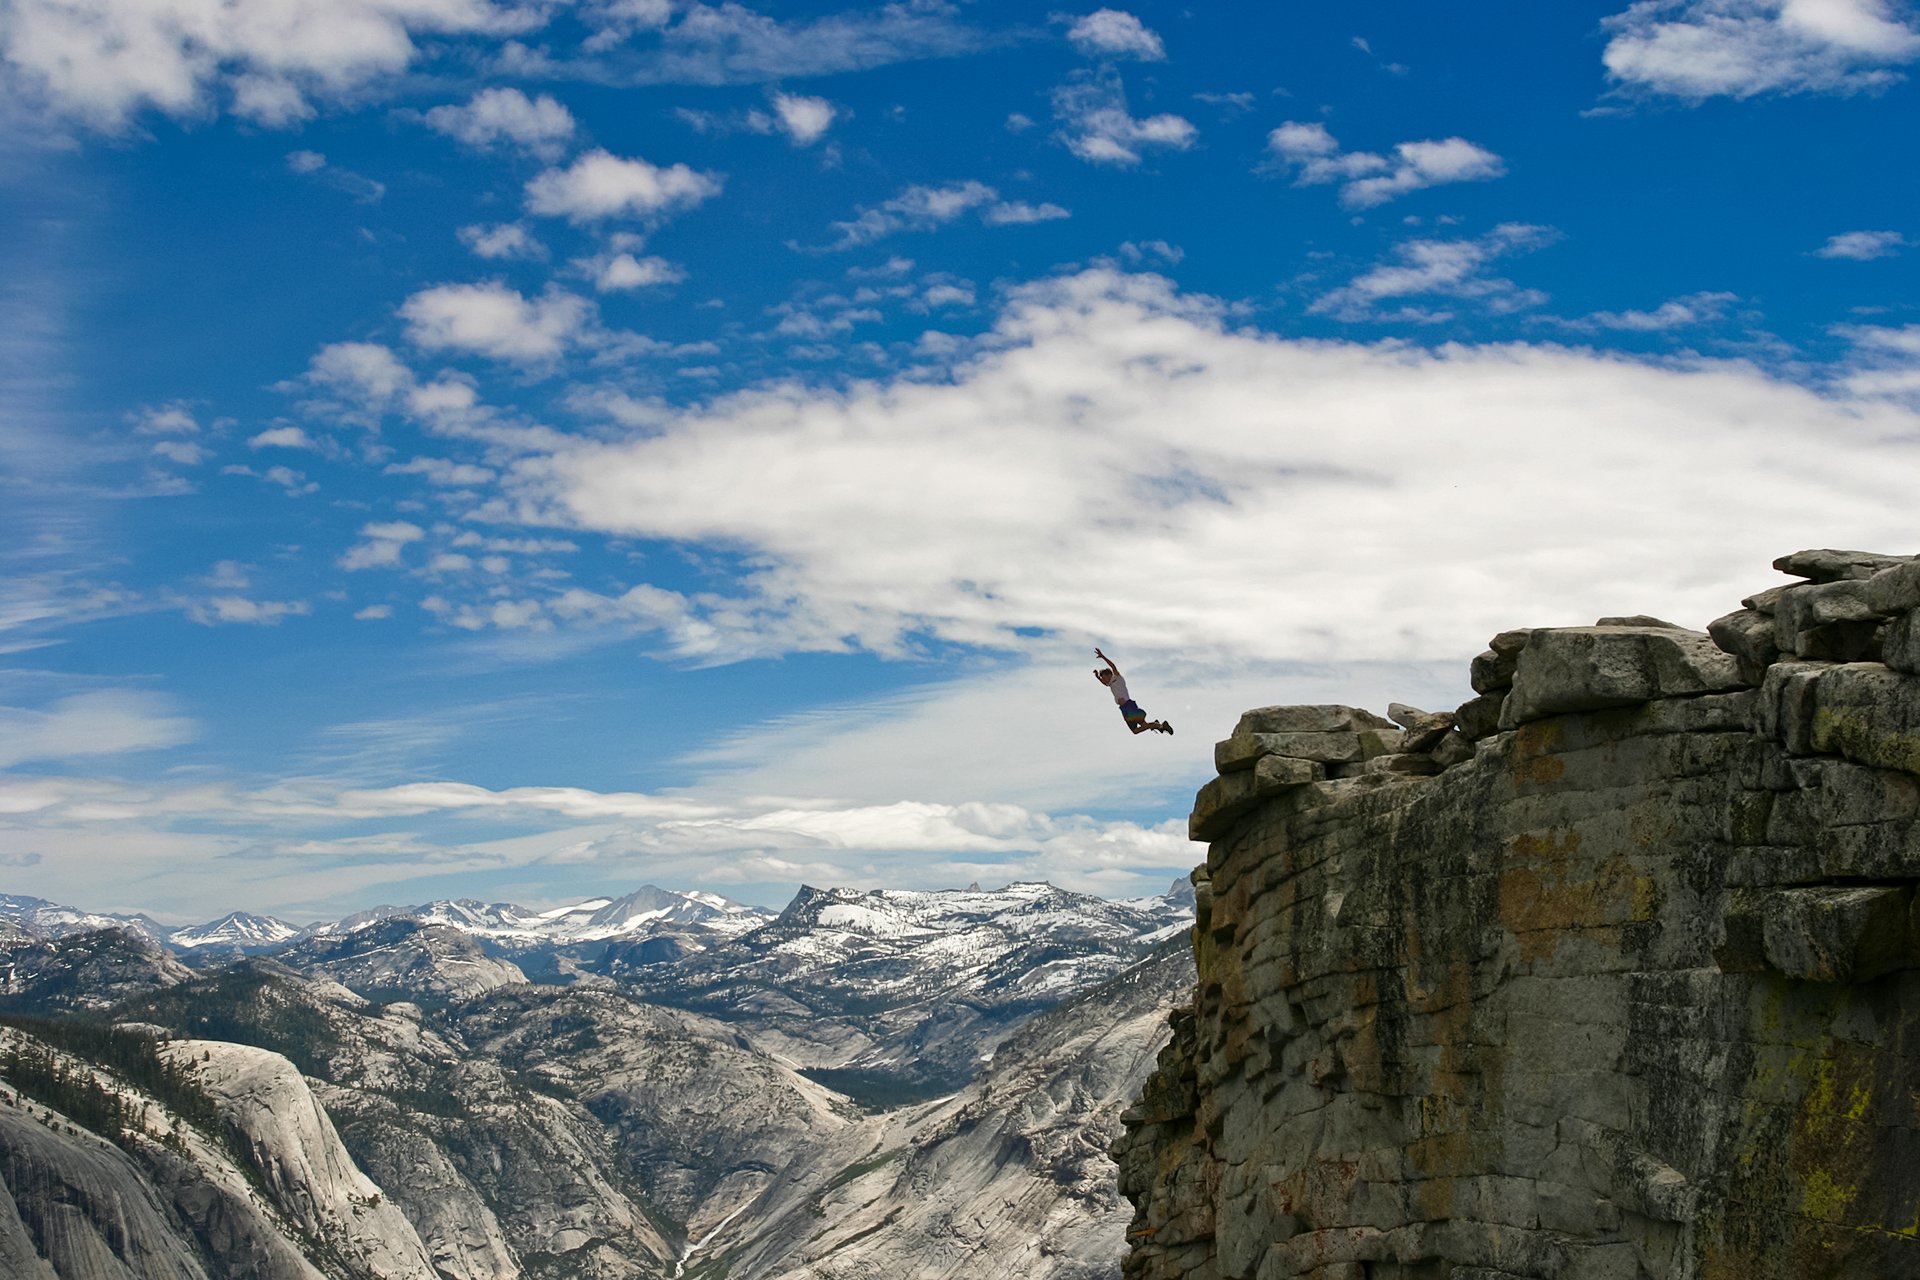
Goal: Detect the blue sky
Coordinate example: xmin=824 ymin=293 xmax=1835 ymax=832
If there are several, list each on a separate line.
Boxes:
xmin=3 ymin=0 xmax=1919 ymax=924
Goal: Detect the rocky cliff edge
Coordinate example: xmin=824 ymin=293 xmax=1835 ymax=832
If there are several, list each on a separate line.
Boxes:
xmin=1115 ymin=548 xmax=1920 ymax=1280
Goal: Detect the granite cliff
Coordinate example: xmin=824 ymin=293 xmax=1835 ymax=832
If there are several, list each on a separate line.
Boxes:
xmin=1116 ymin=549 xmax=1920 ymax=1280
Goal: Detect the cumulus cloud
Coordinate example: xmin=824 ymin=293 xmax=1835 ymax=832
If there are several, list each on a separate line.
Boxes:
xmin=0 ymin=0 xmax=546 ymax=130
xmin=524 ymin=148 xmax=723 ymax=223
xmin=479 ymin=268 xmax=1920 ymax=672
xmin=1266 ymin=121 xmax=1506 ymax=207
xmin=770 ymin=90 xmax=836 ymax=143
xmin=400 ymin=281 xmax=593 ymax=362
xmin=1311 ymin=223 xmax=1559 ymax=320
xmin=459 ymin=222 xmax=547 ymax=261
xmin=250 ymin=425 xmax=319 ymax=449
xmin=423 ymin=87 xmax=576 ymax=159
xmin=1815 ymin=228 xmax=1908 ymax=259
xmin=1601 ymin=0 xmax=1920 ymax=100
xmin=1051 ymin=71 xmax=1196 ymax=165
xmin=980 ymin=200 xmax=1071 ymax=226
xmin=340 ymin=520 xmax=425 ymax=570
xmin=1065 ymin=9 xmax=1166 ymax=60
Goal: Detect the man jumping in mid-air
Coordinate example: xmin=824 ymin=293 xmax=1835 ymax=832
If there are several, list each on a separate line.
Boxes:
xmin=1093 ymin=647 xmax=1172 ymax=735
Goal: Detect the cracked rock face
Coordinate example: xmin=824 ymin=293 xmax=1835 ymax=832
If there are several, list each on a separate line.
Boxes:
xmin=1118 ymin=549 xmax=1920 ymax=1280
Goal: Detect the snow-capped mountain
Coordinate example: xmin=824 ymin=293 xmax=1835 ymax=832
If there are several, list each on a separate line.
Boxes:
xmin=312 ymin=884 xmax=770 ymax=948
xmin=0 ymin=893 xmax=171 ymax=946
xmin=630 ymin=879 xmax=1194 ymax=1096
xmin=169 ymin=911 xmax=305 ymax=952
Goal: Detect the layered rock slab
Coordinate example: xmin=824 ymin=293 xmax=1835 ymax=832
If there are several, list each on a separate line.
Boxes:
xmin=1118 ymin=551 xmax=1920 ymax=1280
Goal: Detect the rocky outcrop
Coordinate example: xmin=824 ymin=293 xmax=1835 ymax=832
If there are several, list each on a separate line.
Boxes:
xmin=1118 ymin=549 xmax=1920 ymax=1280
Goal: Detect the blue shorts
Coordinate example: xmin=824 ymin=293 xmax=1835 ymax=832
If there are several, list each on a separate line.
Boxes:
xmin=1119 ymin=699 xmax=1147 ymax=727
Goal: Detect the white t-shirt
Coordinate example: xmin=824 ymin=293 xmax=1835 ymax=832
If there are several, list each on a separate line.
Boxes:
xmin=1107 ymin=672 xmax=1131 ymax=705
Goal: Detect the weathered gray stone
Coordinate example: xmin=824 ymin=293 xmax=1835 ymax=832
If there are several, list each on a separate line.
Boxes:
xmin=1358 ymin=753 xmax=1439 ymax=777
xmin=1488 ymin=627 xmax=1534 ymax=656
xmin=1595 ymin=614 xmax=1686 ymax=629
xmin=1779 ymin=579 xmax=1881 ymax=628
xmin=1501 ymin=625 xmax=1748 ymax=728
xmin=1216 ymin=731 xmax=1364 ymax=772
xmin=1759 ymin=886 xmax=1915 ymax=983
xmin=1887 ymin=610 xmax=1920 ymax=676
xmin=1707 ymin=608 xmax=1779 ymax=683
xmin=1470 ymin=648 xmax=1516 ymax=694
xmin=1385 ymin=704 xmax=1454 ymax=752
xmin=1455 ymin=691 xmax=1505 ymax=741
xmin=1354 ymin=727 xmax=1404 ymax=759
xmin=1232 ymin=704 xmax=1393 ymax=737
xmin=1191 ymin=755 xmax=1323 ymax=842
xmin=1742 ymin=584 xmax=1791 ymax=614
xmin=1428 ymin=731 xmax=1474 ymax=769
xmin=1773 ymin=548 xmax=1917 ymax=583
xmin=1798 ymin=662 xmax=1920 ymax=777
xmin=1754 ymin=660 xmax=1829 ymax=754
xmin=1866 ymin=561 xmax=1920 ymax=615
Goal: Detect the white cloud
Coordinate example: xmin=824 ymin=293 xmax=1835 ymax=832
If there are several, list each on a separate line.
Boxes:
xmin=249 ymin=425 xmax=318 ymax=449
xmin=283 ymin=149 xmax=385 ymax=202
xmin=1815 ymin=228 xmax=1908 ymax=259
xmin=0 ymin=0 xmax=545 ymax=130
xmin=188 ymin=596 xmax=313 ymax=625
xmin=400 ymin=281 xmax=593 ymax=362
xmin=150 ymin=439 xmax=209 ymax=465
xmin=981 ymin=200 xmax=1071 ymax=226
xmin=0 ymin=692 xmax=194 ymax=767
xmin=1051 ymin=72 xmax=1196 ymax=165
xmin=1561 ymin=289 xmax=1740 ymax=331
xmin=585 ymin=251 xmax=687 ymax=291
xmin=1602 ymin=0 xmax=1920 ymax=100
xmin=355 ymin=604 xmax=395 ymax=620
xmin=131 ymin=404 xmax=199 ymax=434
xmin=1267 ymin=122 xmax=1506 ymax=207
xmin=524 ymin=148 xmax=723 ymax=223
xmin=459 ymin=222 xmax=547 ymax=261
xmin=1065 ymin=9 xmax=1167 ymax=60
xmin=385 ymin=456 xmax=496 ymax=485
xmin=340 ymin=520 xmax=425 ymax=570
xmin=613 ymin=2 xmax=984 ymax=85
xmin=486 ymin=268 xmax=1920 ymax=672
xmin=307 ymin=341 xmax=415 ymax=403
xmin=423 ymin=87 xmax=575 ymax=158
xmin=823 ymin=180 xmax=1001 ymax=248
xmin=1836 ymin=322 xmax=1920 ymax=403
xmin=770 ymin=90 xmax=835 ymax=144
xmin=1311 ymin=223 xmax=1558 ymax=320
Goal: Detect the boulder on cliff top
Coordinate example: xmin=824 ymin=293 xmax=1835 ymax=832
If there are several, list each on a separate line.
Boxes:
xmin=1231 ymin=704 xmax=1394 ymax=737
xmin=1501 ymin=624 xmax=1747 ymax=728
xmin=1774 ymin=548 xmax=1917 ymax=583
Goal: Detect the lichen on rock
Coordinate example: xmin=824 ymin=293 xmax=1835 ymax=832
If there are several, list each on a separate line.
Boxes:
xmin=1117 ymin=548 xmax=1920 ymax=1280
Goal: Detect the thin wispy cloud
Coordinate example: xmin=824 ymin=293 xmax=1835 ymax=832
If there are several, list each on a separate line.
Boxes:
xmin=1051 ymin=71 xmax=1197 ymax=165
xmin=1311 ymin=224 xmax=1558 ymax=320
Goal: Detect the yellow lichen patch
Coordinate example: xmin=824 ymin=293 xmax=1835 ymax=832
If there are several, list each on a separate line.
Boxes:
xmin=1801 ymin=1168 xmax=1859 ymax=1222
xmin=1510 ymin=720 xmax=1567 ymax=787
xmin=1498 ymin=833 xmax=1642 ymax=964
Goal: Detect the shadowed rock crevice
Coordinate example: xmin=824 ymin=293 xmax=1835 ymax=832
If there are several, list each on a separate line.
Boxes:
xmin=1117 ymin=548 xmax=1920 ymax=1280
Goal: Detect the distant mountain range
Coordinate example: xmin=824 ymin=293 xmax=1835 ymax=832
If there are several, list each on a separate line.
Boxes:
xmin=0 ymin=877 xmax=1196 ymax=1279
